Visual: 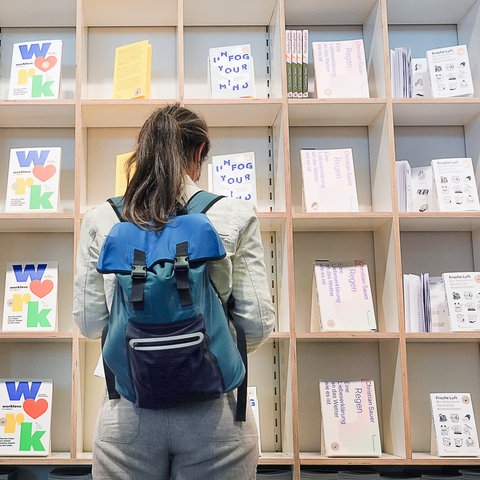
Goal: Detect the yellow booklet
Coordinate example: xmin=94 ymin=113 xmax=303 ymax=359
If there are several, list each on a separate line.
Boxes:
xmin=115 ymin=151 xmax=135 ymax=196
xmin=113 ymin=40 xmax=151 ymax=99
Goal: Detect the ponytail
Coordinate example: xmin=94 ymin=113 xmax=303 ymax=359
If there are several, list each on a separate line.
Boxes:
xmin=122 ymin=104 xmax=210 ymax=230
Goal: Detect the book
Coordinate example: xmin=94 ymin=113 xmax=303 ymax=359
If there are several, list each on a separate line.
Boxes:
xmin=390 ymin=47 xmax=412 ymax=98
xmin=302 ymin=29 xmax=309 ymax=98
xmin=2 ymin=261 xmax=58 ymax=332
xmin=319 ymin=379 xmax=382 ymax=457
xmin=208 ymin=44 xmax=255 ymax=99
xmin=300 ymin=148 xmax=359 ymax=212
xmin=291 ymin=32 xmax=299 ymax=98
xmin=430 ymin=392 xmax=480 ymax=456
xmin=0 ymin=379 xmax=53 ymax=456
xmin=115 ymin=151 xmax=135 ymax=196
xmin=295 ymin=30 xmax=303 ymax=98
xmin=208 ymin=151 xmax=257 ymax=204
xmin=411 ymin=165 xmax=434 ymax=213
xmin=112 ymin=40 xmax=152 ymax=99
xmin=396 ymin=160 xmax=412 ymax=212
xmin=286 ymin=30 xmax=293 ymax=98
xmin=248 ymin=386 xmax=261 ymax=455
xmin=312 ymin=39 xmax=369 ymax=98
xmin=431 ymin=158 xmax=480 ymax=212
xmin=5 ymin=147 xmax=62 ymax=213
xmin=426 ymin=45 xmax=474 ymax=98
xmin=8 ymin=39 xmax=63 ymax=100
xmin=442 ymin=272 xmax=480 ymax=332
xmin=411 ymin=58 xmax=431 ymax=98
xmin=310 ymin=260 xmax=377 ymax=332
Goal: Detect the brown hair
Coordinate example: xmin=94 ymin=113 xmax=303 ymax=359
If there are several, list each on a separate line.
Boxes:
xmin=122 ymin=104 xmax=210 ymax=230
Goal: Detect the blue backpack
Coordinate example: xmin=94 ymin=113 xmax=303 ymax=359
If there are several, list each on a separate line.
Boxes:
xmin=97 ymin=191 xmax=248 ymax=420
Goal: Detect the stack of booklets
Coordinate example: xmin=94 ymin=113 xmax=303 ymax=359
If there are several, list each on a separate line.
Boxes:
xmin=310 ymin=260 xmax=377 ymax=332
xmin=403 ymin=272 xmax=448 ymax=333
xmin=208 ymin=151 xmax=257 ymax=205
xmin=112 ymin=40 xmax=152 ymax=99
xmin=395 ymin=158 xmax=480 ymax=212
xmin=256 ymin=469 xmax=292 ymax=479
xmin=208 ymin=44 xmax=256 ymax=98
xmin=312 ymin=39 xmax=369 ymax=98
xmin=286 ymin=29 xmax=308 ymax=98
xmin=2 ymin=261 xmax=58 ymax=332
xmin=0 ymin=469 xmax=16 ymax=480
xmin=430 ymin=392 xmax=480 ymax=456
xmin=442 ymin=272 xmax=480 ymax=332
xmin=389 ymin=44 xmax=473 ymax=98
xmin=5 ymin=147 xmax=62 ymax=213
xmin=300 ymin=148 xmax=359 ymax=212
xmin=319 ymin=379 xmax=382 ymax=457
xmin=9 ymin=39 xmax=63 ymax=100
xmin=0 ymin=380 xmax=53 ymax=456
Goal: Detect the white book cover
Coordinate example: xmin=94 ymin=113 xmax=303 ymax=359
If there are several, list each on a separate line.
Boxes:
xmin=2 ymin=261 xmax=58 ymax=332
xmin=428 ymin=276 xmax=449 ymax=333
xmin=208 ymin=44 xmax=255 ymax=99
xmin=396 ymin=160 xmax=412 ymax=212
xmin=442 ymin=272 xmax=480 ymax=332
xmin=248 ymin=386 xmax=261 ymax=455
xmin=300 ymin=148 xmax=359 ymax=212
xmin=312 ymin=39 xmax=370 ymax=98
xmin=310 ymin=260 xmax=377 ymax=332
xmin=319 ymin=379 xmax=382 ymax=457
xmin=410 ymin=165 xmax=434 ymax=213
xmin=411 ymin=58 xmax=431 ymax=98
xmin=0 ymin=379 xmax=53 ymax=456
xmin=431 ymin=157 xmax=480 ymax=212
xmin=430 ymin=393 xmax=480 ymax=456
xmin=295 ymin=30 xmax=303 ymax=98
xmin=209 ymin=152 xmax=257 ymax=205
xmin=403 ymin=273 xmax=424 ymax=333
xmin=5 ymin=147 xmax=62 ymax=213
xmin=8 ymin=40 xmax=63 ymax=100
xmin=286 ymin=30 xmax=293 ymax=98
xmin=426 ymin=45 xmax=474 ymax=98
xmin=302 ymin=29 xmax=309 ymax=98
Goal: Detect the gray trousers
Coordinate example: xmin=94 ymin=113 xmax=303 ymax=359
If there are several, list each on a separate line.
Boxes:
xmin=92 ymin=392 xmax=259 ymax=479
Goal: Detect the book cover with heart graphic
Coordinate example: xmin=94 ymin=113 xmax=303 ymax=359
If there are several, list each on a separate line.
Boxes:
xmin=0 ymin=379 xmax=53 ymax=456
xmin=2 ymin=261 xmax=58 ymax=332
xmin=5 ymin=147 xmax=61 ymax=213
xmin=8 ymin=39 xmax=63 ymax=100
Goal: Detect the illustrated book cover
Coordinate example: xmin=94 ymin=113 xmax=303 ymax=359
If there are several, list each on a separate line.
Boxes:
xmin=9 ymin=39 xmax=63 ymax=100
xmin=5 ymin=147 xmax=61 ymax=213
xmin=430 ymin=392 xmax=480 ymax=456
xmin=2 ymin=261 xmax=58 ymax=332
xmin=0 ymin=379 xmax=53 ymax=456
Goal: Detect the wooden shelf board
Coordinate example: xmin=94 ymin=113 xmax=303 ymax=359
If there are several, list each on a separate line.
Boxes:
xmin=0 ymin=101 xmax=75 ymax=128
xmin=0 ymin=214 xmax=74 ymax=233
xmin=0 ymin=0 xmax=75 ymax=27
xmin=299 ymin=452 xmax=408 ymax=464
xmin=296 ymin=332 xmax=400 ymax=341
xmin=292 ymin=213 xmax=393 ymax=232
xmin=288 ymin=99 xmax=386 ymax=127
xmin=399 ymin=213 xmax=480 ymax=232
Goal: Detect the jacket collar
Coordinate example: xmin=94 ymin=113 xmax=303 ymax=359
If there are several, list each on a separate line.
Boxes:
xmin=181 ymin=175 xmax=202 ymax=205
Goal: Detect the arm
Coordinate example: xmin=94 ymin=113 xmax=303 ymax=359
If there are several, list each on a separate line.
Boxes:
xmin=72 ymin=209 xmax=111 ymax=339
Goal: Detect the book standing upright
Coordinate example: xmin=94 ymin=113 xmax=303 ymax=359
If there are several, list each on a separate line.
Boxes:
xmin=430 ymin=392 xmax=480 ymax=456
xmin=112 ymin=40 xmax=152 ymax=99
xmin=319 ymin=379 xmax=382 ymax=457
xmin=0 ymin=380 xmax=53 ymax=456
xmin=9 ymin=40 xmax=63 ymax=100
xmin=208 ymin=44 xmax=255 ymax=99
xmin=5 ymin=147 xmax=62 ymax=213
xmin=312 ymin=39 xmax=369 ymax=98
xmin=2 ymin=261 xmax=58 ymax=332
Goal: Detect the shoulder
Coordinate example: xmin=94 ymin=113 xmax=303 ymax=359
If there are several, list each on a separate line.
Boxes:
xmin=206 ymin=196 xmax=258 ymax=238
xmin=81 ymin=201 xmax=120 ymax=240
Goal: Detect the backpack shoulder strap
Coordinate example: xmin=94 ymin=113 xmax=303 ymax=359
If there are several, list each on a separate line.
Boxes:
xmin=186 ymin=191 xmax=224 ymax=214
xmin=107 ymin=196 xmax=125 ymax=222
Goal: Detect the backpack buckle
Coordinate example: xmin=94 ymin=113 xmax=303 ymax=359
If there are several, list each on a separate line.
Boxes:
xmin=131 ymin=264 xmax=147 ymax=279
xmin=174 ymin=255 xmax=189 ymax=270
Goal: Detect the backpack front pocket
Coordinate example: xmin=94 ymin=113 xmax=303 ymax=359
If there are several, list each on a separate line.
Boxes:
xmin=125 ymin=315 xmax=225 ymax=409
